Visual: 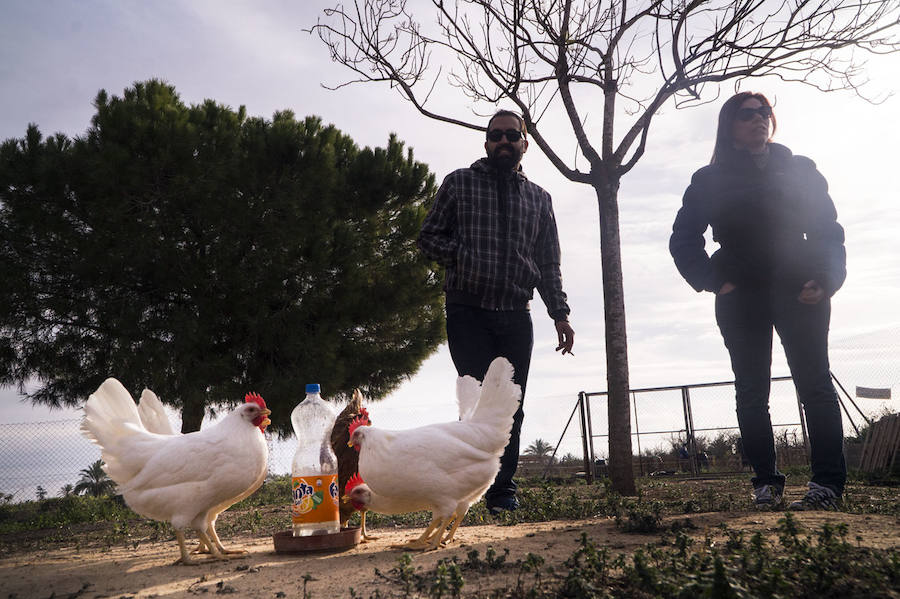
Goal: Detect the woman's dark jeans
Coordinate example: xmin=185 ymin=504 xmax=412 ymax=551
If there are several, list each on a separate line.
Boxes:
xmin=446 ymin=304 xmax=533 ymax=503
xmin=715 ymin=285 xmax=846 ymax=495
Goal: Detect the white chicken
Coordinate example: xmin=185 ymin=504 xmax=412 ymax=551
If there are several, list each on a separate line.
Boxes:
xmin=80 ymin=378 xmax=271 ymax=564
xmin=134 ymin=388 xmax=270 ymax=557
xmin=345 ymin=356 xmax=521 ymax=550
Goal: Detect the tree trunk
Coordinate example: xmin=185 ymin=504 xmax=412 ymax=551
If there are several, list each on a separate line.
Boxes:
xmin=180 ymin=398 xmax=205 ymax=433
xmin=594 ymin=179 xmax=637 ymax=496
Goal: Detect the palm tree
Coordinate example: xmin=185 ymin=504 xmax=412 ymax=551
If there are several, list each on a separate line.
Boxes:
xmin=73 ymin=460 xmax=117 ymax=497
xmin=523 ymin=439 xmax=554 ymax=458
xmin=59 ymin=483 xmax=74 ymax=497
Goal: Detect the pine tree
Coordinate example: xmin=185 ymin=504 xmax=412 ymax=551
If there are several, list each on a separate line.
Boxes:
xmin=0 ymin=80 xmax=444 ymax=433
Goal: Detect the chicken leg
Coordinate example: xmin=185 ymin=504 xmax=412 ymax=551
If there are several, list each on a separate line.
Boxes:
xmin=422 ymin=515 xmax=456 ymax=551
xmin=176 ymin=529 xmax=226 ymax=565
xmin=359 ymin=511 xmax=379 ymax=542
xmin=440 ymin=509 xmax=468 ymax=545
xmin=391 ymin=513 xmax=456 ymax=551
xmin=204 ymin=522 xmax=248 ymax=556
xmin=390 ymin=518 xmax=442 ymax=550
xmin=190 ymin=517 xmax=246 ymax=556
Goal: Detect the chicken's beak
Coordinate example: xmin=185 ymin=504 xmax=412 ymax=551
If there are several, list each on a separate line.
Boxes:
xmin=262 ymin=408 xmax=272 ymax=416
xmin=340 ymin=494 xmax=350 ymax=504
xmin=261 ymin=417 xmax=271 ymax=427
xmin=347 ymin=440 xmax=354 ymax=448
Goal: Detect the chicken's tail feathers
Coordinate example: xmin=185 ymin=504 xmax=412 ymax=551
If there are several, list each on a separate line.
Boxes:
xmin=80 ymin=378 xmax=145 ymax=450
xmin=137 ymin=388 xmax=177 ymax=435
xmin=469 ymin=357 xmax=521 ymax=427
xmin=456 ymin=375 xmax=481 ymax=421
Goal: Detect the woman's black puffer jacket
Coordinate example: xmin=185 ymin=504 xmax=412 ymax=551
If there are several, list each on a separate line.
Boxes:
xmin=670 ymin=142 xmax=846 ymax=296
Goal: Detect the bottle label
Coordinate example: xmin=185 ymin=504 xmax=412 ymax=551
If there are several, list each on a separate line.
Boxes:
xmin=291 ymin=474 xmax=340 ymax=525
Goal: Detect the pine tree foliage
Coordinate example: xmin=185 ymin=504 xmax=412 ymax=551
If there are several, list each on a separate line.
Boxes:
xmin=0 ymin=79 xmax=445 ymax=433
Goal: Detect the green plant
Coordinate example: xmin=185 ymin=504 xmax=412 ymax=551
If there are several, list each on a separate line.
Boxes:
xmin=560 ymin=533 xmax=617 ymax=598
xmin=615 ymin=499 xmax=663 ymax=533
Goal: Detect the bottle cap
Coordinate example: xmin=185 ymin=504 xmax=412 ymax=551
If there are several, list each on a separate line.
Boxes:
xmin=305 ymin=383 xmax=320 ymax=394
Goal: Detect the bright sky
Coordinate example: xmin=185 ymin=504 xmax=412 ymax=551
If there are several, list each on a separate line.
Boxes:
xmin=2 ymin=1 xmax=898 ymax=458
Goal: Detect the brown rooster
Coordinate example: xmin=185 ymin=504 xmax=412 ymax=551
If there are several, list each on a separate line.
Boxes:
xmin=330 ymin=389 xmax=369 ymax=527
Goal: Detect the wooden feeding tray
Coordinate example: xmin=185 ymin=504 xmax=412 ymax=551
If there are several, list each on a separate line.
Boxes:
xmin=272 ymin=527 xmax=361 ymax=553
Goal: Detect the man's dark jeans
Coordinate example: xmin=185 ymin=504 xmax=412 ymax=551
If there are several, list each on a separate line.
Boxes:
xmin=446 ymin=304 xmax=533 ymax=503
xmin=715 ymin=285 xmax=846 ymax=495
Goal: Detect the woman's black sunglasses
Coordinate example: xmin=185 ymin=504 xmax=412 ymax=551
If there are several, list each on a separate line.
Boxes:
xmin=486 ymin=128 xmax=524 ymax=142
xmin=735 ymin=106 xmax=772 ymax=121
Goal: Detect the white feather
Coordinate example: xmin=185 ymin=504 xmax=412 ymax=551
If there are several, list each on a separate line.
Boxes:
xmin=137 ymin=389 xmax=177 ymax=435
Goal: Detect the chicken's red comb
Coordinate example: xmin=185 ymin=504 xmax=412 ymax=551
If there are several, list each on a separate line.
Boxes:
xmin=347 ymin=414 xmax=370 ymax=440
xmin=358 ymin=406 xmax=371 ymax=424
xmin=345 ymin=472 xmax=365 ymax=495
xmin=244 ymin=392 xmax=266 ymax=409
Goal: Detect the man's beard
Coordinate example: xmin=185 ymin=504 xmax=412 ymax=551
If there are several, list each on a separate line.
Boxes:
xmin=488 ymin=144 xmax=522 ymax=172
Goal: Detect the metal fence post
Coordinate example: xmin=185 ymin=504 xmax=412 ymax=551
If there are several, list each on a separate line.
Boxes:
xmin=633 ymin=391 xmax=643 ymax=477
xmin=795 ymin=392 xmax=811 ymax=463
xmin=681 ymin=386 xmax=699 ymax=475
xmin=578 ymin=392 xmax=593 ymax=484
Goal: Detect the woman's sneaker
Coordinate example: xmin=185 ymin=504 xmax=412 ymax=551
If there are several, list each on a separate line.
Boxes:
xmin=752 ymin=484 xmax=784 ymax=510
xmin=788 ymin=482 xmax=841 ymax=511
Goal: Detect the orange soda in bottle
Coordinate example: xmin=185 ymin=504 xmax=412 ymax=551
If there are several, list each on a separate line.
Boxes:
xmin=290 ymin=383 xmax=340 ymax=536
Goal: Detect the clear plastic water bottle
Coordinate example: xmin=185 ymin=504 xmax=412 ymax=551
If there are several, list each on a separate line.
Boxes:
xmin=290 ymin=383 xmax=340 ymax=537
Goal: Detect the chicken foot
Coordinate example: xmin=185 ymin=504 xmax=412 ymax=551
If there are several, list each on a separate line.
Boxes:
xmin=176 ymin=529 xmax=227 ymax=565
xmin=422 ymin=515 xmax=457 ymax=551
xmin=192 ymin=524 xmax=247 ymax=556
xmin=389 ymin=518 xmax=442 ymax=550
xmin=440 ymin=509 xmax=469 ymax=545
xmin=391 ymin=514 xmax=457 ymax=551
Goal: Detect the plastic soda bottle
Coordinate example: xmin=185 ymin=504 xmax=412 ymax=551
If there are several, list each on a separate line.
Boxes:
xmin=290 ymin=383 xmax=340 ymax=536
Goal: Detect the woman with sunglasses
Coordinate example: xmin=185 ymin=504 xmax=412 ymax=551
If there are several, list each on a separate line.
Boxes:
xmin=669 ymin=92 xmax=847 ymax=511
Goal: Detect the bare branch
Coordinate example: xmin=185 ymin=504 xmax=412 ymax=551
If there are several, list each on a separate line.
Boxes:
xmin=309 ymin=0 xmax=900 ymax=178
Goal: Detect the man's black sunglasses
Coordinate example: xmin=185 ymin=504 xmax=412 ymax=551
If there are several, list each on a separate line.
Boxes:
xmin=735 ymin=106 xmax=772 ymax=122
xmin=486 ymin=128 xmax=524 ymax=142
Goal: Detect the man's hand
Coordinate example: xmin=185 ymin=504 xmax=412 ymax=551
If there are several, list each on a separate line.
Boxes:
xmin=798 ymin=280 xmax=825 ymax=305
xmin=555 ymin=320 xmax=574 ymax=356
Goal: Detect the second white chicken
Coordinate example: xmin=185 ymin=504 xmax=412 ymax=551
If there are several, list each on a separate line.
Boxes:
xmin=346 ymin=356 xmax=521 ymax=550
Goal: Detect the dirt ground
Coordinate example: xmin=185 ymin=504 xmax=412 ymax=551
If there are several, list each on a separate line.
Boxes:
xmin=2 ymin=508 xmax=899 ymax=599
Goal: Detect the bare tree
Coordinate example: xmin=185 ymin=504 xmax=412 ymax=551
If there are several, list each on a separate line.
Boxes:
xmin=310 ymin=0 xmax=900 ymax=494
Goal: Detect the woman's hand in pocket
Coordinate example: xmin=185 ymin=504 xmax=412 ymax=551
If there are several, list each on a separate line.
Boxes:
xmin=798 ymin=280 xmax=824 ymax=304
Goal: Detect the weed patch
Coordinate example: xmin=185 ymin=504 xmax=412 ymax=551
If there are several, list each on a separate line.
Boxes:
xmin=382 ymin=516 xmax=900 ymax=599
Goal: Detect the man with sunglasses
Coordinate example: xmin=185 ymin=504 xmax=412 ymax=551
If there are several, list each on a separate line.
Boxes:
xmin=418 ymin=110 xmax=574 ymax=514
xmin=670 ymin=92 xmax=847 ymax=512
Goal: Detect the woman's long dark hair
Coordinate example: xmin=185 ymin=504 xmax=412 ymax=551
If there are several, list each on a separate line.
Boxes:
xmin=711 ymin=92 xmax=777 ymax=164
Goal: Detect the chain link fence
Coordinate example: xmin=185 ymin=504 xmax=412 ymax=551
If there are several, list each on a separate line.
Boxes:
xmin=2 ymin=327 xmax=897 ymax=502
xmin=578 ymin=376 xmax=809 ymax=479
xmin=536 ymin=327 xmax=900 ymax=481
xmin=0 ymin=421 xmax=298 ymax=503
